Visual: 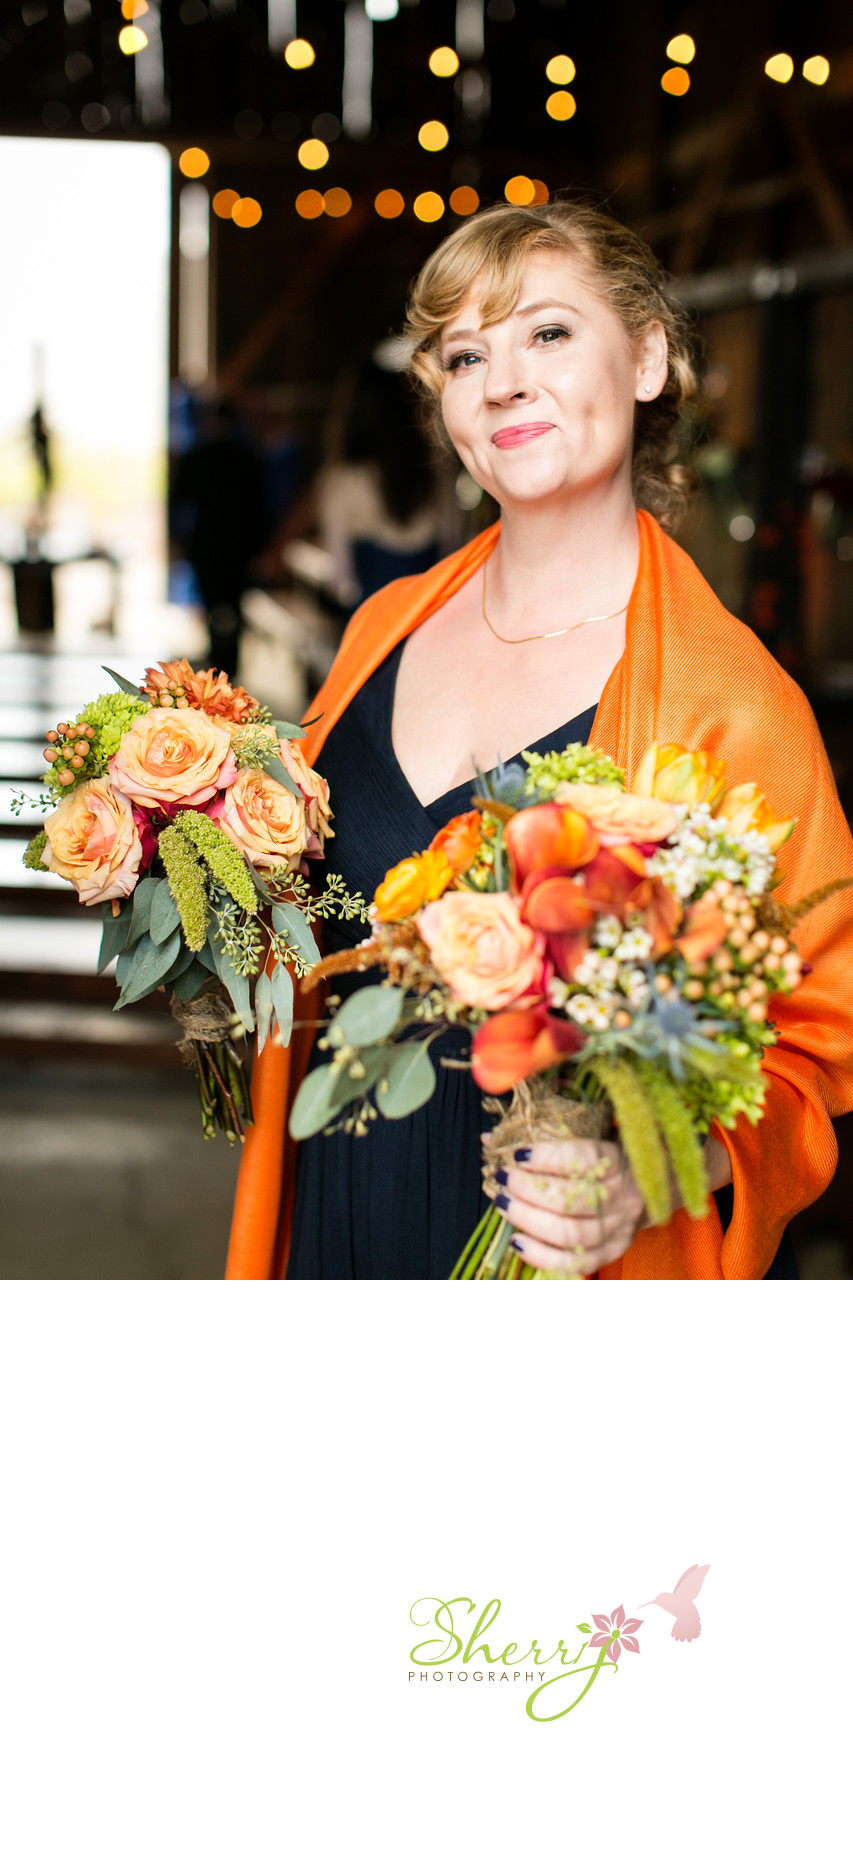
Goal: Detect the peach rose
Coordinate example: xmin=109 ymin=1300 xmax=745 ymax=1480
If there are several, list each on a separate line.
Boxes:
xmin=417 ymin=890 xmax=545 ymax=1010
xmin=109 ymin=706 xmax=237 ymax=810
xmin=43 ymin=778 xmax=143 ymax=906
xmin=211 ymin=764 xmax=308 ymax=871
xmin=552 ymin=782 xmax=677 ymax=844
xmin=277 ymin=736 xmax=334 ymax=855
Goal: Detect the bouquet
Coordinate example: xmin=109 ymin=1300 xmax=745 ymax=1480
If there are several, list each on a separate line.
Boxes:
xmin=290 ymin=738 xmax=851 ymax=1278
xmin=17 ymin=660 xmax=365 ymax=1141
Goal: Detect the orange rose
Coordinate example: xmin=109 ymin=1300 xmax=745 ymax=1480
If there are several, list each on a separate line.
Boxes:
xmin=43 ymin=778 xmax=143 ymax=906
xmin=277 ymin=737 xmax=334 ymax=855
xmin=428 ymin=810 xmax=483 ymax=876
xmin=374 ymin=850 xmax=452 ymax=922
xmin=633 ymin=742 xmax=727 ymax=808
xmin=212 ymin=765 xmax=308 ymax=871
xmin=417 ymin=890 xmax=545 ymax=1009
xmin=551 ymin=782 xmax=677 ymax=844
xmin=109 ymin=707 xmax=236 ymax=810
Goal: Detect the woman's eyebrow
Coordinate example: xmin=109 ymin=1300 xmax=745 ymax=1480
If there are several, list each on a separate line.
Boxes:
xmin=442 ymin=299 xmax=582 ymax=345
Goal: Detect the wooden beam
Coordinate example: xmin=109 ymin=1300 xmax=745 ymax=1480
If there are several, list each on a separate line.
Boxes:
xmin=218 ymin=200 xmax=371 ymax=392
xmin=670 ymin=75 xmax=762 ymax=275
xmin=774 ymin=92 xmax=853 ymax=248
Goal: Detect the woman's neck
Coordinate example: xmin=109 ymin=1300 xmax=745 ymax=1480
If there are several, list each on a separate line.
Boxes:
xmin=489 ymin=481 xmax=641 ymax=629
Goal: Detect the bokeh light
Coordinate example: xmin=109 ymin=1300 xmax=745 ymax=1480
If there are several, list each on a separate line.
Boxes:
xmin=729 ymin=515 xmax=755 ymax=542
xmin=803 ymin=55 xmax=830 ymax=86
xmin=414 ymin=192 xmax=445 ymax=223
xmin=179 ymin=147 xmax=210 ymax=179
xmin=429 ymin=47 xmax=459 ymax=78
xmin=418 ymin=120 xmax=449 ymax=152
xmin=546 ymin=91 xmax=576 ymax=120
xmin=661 ymin=67 xmax=690 ymax=96
xmin=531 ymin=179 xmax=549 ymax=204
xmin=118 ymin=24 xmax=148 ymax=54
xmin=666 ymin=34 xmax=695 ymax=63
xmin=298 ymin=139 xmax=329 ymax=170
xmin=375 ymin=189 xmax=405 ymax=218
xmin=213 ymin=189 xmax=240 ymax=219
xmin=765 ymin=53 xmax=794 ymax=84
xmin=324 ymin=188 xmax=352 ymax=218
xmin=295 ymin=190 xmax=325 ymax=219
xmin=505 ymin=175 xmax=535 ymax=205
xmin=232 ymin=197 xmax=262 ymax=228
xmin=285 ymin=39 xmax=315 ymax=69
xmin=545 ymin=55 xmax=575 ymax=84
xmin=450 ymin=186 xmax=479 ymax=215
xmin=121 ymin=0 xmax=148 ymax=16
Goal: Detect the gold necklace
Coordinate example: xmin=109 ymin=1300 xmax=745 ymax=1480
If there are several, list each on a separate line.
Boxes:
xmin=482 ymin=557 xmax=631 ymax=645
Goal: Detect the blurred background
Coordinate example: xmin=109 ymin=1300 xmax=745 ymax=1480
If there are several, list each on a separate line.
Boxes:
xmin=1 ymin=0 xmax=851 ymax=1277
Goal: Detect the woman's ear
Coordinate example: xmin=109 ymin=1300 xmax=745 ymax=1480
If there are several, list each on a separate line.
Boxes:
xmin=635 ymin=322 xmax=669 ymax=403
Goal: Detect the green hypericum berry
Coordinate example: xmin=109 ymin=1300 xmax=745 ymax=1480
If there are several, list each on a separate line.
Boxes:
xmin=177 ymin=809 xmax=258 ymax=913
xmin=158 ymin=824 xmax=209 ymax=951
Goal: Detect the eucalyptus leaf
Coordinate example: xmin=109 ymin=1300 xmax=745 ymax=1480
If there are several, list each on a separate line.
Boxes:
xmin=271 ymin=903 xmax=320 ymax=967
xmin=102 ymin=665 xmax=145 ymax=698
xmin=330 ymin=985 xmax=403 ymax=1049
xmin=171 ymin=959 xmax=214 ymax=1002
xmin=114 ymin=927 xmax=182 ymax=1009
xmin=208 ymin=940 xmax=255 ymax=1032
xmin=158 ymin=942 xmax=198 ymax=988
xmin=272 ymin=718 xmax=307 ymax=741
xmin=97 ymin=900 xmax=133 ymax=974
xmin=375 ymin=1040 xmax=436 ymax=1119
xmin=128 ymin=874 xmax=160 ymax=944
xmin=270 ymin=962 xmax=294 ymax=1048
xmin=263 ymin=753 xmax=302 ymax=799
xmin=289 ymin=1064 xmax=340 ymax=1141
xmin=149 ymin=878 xmax=181 ymax=945
xmin=245 ymin=858 xmax=274 ymax=904
xmin=255 ymin=969 xmax=273 ymax=1055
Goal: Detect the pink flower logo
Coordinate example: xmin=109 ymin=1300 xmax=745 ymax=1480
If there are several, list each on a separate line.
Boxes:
xmin=589 ymin=1604 xmax=642 ymax=1660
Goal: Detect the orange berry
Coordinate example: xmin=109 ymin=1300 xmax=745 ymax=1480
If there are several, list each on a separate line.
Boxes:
xmin=57 ymin=769 xmax=74 ymax=786
xmin=44 ymin=748 xmax=58 ymax=764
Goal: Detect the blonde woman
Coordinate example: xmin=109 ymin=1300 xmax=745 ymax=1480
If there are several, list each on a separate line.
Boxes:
xmin=227 ymin=199 xmax=853 ymax=1281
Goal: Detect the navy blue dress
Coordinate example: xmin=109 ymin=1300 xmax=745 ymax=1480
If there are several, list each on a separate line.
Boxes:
xmin=287 ymin=641 xmax=797 ymax=1280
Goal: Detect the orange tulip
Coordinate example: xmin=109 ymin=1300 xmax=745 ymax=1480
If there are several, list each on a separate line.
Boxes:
xmin=504 ymin=803 xmax=599 ymax=886
xmin=673 ymin=897 xmax=728 ymax=965
xmin=634 ymin=741 xmax=727 ymax=809
xmin=374 ymin=848 xmax=452 ymax=921
xmin=714 ymin=782 xmax=796 ymax=853
xmin=472 ymin=1006 xmax=586 ymax=1093
xmin=428 ymin=809 xmax=483 ymax=876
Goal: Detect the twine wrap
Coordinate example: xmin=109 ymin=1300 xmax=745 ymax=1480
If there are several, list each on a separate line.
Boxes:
xmin=482 ymin=1077 xmax=612 ymax=1201
xmin=170 ymin=983 xmax=236 ymax=1063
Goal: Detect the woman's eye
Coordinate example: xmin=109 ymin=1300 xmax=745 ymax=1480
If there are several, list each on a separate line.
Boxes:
xmin=446 ymin=351 xmax=480 ymax=372
xmin=534 ymin=324 xmax=570 ymax=345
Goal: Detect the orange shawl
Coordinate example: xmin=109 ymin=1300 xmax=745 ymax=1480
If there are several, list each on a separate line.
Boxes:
xmin=226 ymin=509 xmax=853 ymax=1280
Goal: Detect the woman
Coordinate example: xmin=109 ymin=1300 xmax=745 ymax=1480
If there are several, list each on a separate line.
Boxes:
xmin=227 ymin=199 xmax=853 ymax=1281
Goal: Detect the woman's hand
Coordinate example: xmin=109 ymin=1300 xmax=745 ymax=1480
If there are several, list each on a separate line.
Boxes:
xmin=489 ymin=1131 xmax=733 ymax=1275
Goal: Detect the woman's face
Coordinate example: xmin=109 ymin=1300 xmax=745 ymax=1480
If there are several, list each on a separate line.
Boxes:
xmin=438 ymin=249 xmax=666 ymax=509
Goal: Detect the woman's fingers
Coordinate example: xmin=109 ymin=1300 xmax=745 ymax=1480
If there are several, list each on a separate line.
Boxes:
xmin=497 ymin=1164 xmax=605 ymax=1218
xmin=509 ymin=1225 xmax=637 ymax=1276
xmin=510 ymin=1139 xmax=623 ymax=1179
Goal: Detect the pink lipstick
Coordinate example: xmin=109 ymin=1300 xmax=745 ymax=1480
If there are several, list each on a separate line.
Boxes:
xmin=491 ymin=422 xmax=555 ymax=449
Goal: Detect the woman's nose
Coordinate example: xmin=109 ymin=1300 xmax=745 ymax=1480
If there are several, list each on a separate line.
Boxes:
xmin=483 ymin=349 xmax=533 ymax=405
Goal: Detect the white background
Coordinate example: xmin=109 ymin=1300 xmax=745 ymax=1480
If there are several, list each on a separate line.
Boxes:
xmin=0 ymin=1284 xmax=847 ymax=1863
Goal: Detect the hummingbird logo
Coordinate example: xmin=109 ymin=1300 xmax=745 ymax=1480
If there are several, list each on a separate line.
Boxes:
xmin=639 ymin=1564 xmax=710 ymax=1642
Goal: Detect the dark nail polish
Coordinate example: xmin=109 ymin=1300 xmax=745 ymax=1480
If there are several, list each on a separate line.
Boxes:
xmin=495 ymin=1192 xmax=510 ymax=1211
xmin=495 ymin=1167 xmax=508 ymax=1186
xmin=509 ymin=1238 xmax=524 ymax=1253
xmin=514 ymin=1147 xmax=532 ymax=1162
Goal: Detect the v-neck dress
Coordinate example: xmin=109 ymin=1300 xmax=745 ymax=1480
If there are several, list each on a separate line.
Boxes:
xmin=286 ymin=640 xmax=598 ymax=1280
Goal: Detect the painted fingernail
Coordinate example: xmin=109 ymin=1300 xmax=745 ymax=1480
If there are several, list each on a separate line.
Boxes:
xmin=495 ymin=1167 xmax=508 ymax=1186
xmin=509 ymin=1238 xmax=524 ymax=1254
xmin=495 ymin=1192 xmax=510 ymax=1211
xmin=514 ymin=1147 xmax=532 ymax=1162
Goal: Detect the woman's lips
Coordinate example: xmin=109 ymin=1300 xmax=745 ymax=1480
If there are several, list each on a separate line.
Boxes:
xmin=491 ymin=422 xmax=555 ymax=449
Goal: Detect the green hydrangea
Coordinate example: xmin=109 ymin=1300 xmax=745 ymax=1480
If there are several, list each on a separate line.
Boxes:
xmin=523 ymin=743 xmax=625 ymax=799
xmin=43 ymin=691 xmax=150 ymax=801
xmin=177 ymin=809 xmax=258 ymax=914
xmin=23 ymin=830 xmax=48 ymax=871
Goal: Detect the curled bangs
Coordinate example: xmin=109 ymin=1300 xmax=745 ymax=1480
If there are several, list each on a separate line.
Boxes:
xmin=406 ymin=211 xmax=578 ymax=393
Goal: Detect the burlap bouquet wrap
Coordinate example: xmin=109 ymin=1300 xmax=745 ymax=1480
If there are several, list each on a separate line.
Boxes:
xmin=482 ymin=1077 xmax=612 ymax=1201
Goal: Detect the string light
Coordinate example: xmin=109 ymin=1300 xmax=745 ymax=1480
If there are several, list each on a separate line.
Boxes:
xmin=418 ymin=120 xmax=449 ymax=151
xmin=295 ymin=189 xmax=325 ymax=218
xmin=666 ymin=34 xmax=695 ymax=63
xmin=232 ymin=198 xmax=262 ymax=228
xmin=546 ymin=91 xmax=576 ymax=120
xmin=545 ymin=55 xmax=575 ymax=84
xmin=450 ymin=185 xmax=479 ymax=215
xmin=298 ymin=138 xmax=329 ymax=170
xmin=179 ymin=148 xmax=210 ymax=178
xmin=375 ymin=188 xmax=405 ymax=217
xmin=803 ymin=55 xmax=830 ymax=86
xmin=429 ymin=46 xmax=459 ymax=77
xmin=414 ymin=191 xmax=445 ymax=223
xmin=366 ymin=0 xmax=398 ymax=17
xmin=121 ymin=0 xmax=148 ymax=16
xmin=531 ymin=179 xmax=549 ymax=203
xmin=324 ymin=188 xmax=352 ymax=217
xmin=505 ymin=175 xmax=535 ymax=205
xmin=661 ymin=67 xmax=690 ymax=95
xmin=213 ymin=189 xmax=240 ymax=219
xmin=285 ymin=40 xmax=315 ymax=69
xmin=764 ymin=53 xmax=794 ymax=83
xmin=118 ymin=24 xmax=148 ymax=54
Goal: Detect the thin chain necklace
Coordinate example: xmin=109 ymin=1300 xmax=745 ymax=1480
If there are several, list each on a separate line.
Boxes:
xmin=482 ymin=556 xmax=631 ymax=645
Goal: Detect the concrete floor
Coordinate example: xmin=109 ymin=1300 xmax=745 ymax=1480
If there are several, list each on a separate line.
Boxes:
xmin=0 ymin=1064 xmax=240 ymax=1278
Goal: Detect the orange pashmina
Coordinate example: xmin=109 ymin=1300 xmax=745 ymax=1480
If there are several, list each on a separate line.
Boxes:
xmin=226 ymin=509 xmax=853 ymax=1280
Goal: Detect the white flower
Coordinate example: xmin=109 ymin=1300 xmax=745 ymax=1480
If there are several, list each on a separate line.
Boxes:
xmin=597 ymin=958 xmax=620 ymax=984
xmin=614 ymin=927 xmax=654 ymax=960
xmin=548 ymin=977 xmax=569 ymax=1008
xmin=592 ymin=915 xmax=623 ymax=950
xmin=567 ymin=994 xmax=612 ymax=1032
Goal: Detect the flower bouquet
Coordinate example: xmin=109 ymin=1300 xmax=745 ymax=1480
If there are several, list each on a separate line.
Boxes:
xmin=17 ymin=660 xmax=365 ymax=1141
xmin=290 ymin=738 xmax=851 ymax=1277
